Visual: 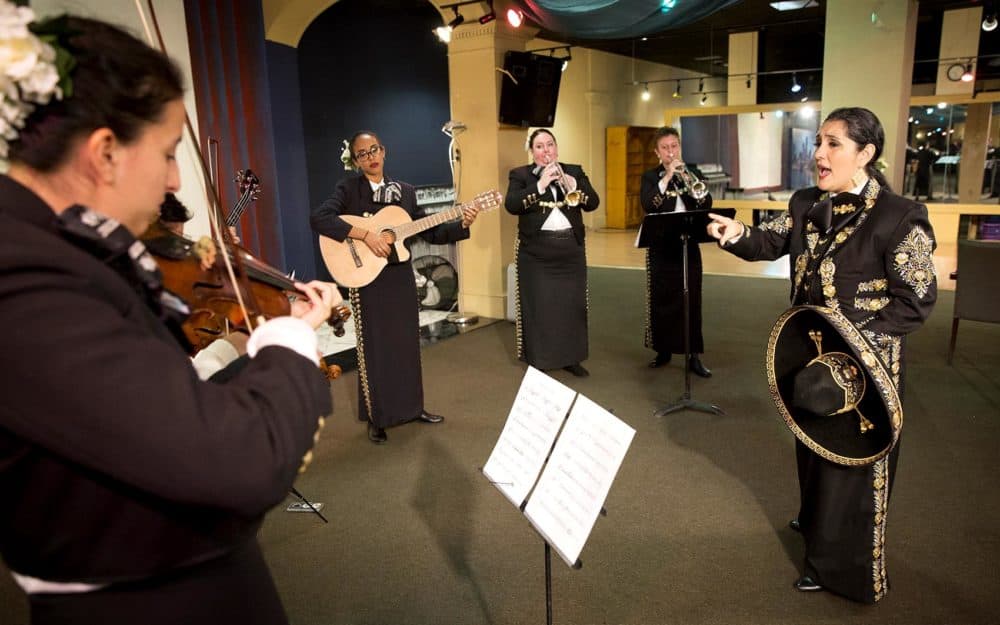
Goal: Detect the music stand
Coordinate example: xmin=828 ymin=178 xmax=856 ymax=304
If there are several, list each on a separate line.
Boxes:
xmin=637 ymin=208 xmax=735 ymax=417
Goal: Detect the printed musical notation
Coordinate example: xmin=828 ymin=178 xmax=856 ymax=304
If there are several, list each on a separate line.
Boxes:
xmin=524 ymin=395 xmax=635 ymax=567
xmin=483 ymin=368 xmax=636 ymax=569
xmin=482 ymin=367 xmax=577 ymax=507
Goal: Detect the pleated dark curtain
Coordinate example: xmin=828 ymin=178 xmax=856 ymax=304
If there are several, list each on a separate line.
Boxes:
xmin=182 ymin=0 xmax=284 ymax=268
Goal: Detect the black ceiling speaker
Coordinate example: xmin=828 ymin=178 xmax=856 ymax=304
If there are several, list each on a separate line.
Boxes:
xmin=498 ymin=51 xmax=563 ymax=127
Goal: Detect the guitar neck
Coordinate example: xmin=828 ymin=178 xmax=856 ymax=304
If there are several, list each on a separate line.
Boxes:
xmin=226 ymin=196 xmax=249 ymax=227
xmin=393 ymin=204 xmax=465 ymax=240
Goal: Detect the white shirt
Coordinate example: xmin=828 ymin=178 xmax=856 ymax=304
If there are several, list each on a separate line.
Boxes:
xmin=658 ymin=175 xmax=686 ymax=212
xmin=538 ymin=179 xmax=573 ymax=231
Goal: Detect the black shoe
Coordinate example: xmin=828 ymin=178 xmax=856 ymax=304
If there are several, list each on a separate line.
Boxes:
xmin=789 ymin=519 xmax=801 ymax=532
xmin=563 ymin=364 xmax=589 ymax=377
xmin=367 ymin=422 xmax=387 ymax=444
xmin=416 ymin=411 xmax=444 ymax=424
xmin=794 ymin=576 xmax=823 ymax=592
xmin=648 ymin=353 xmax=671 ymax=368
xmin=689 ymin=356 xmax=712 ymax=378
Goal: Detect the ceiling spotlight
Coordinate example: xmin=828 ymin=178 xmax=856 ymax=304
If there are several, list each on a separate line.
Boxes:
xmin=434 ymin=25 xmax=452 ymax=43
xmin=447 ymin=9 xmax=464 ymax=29
xmin=479 ymin=1 xmax=496 ymax=24
xmin=506 ymin=8 xmax=524 ymax=27
xmin=700 ymin=93 xmax=709 ymax=105
xmin=561 ymin=48 xmax=572 ymax=72
xmin=672 ymin=80 xmax=681 ymax=99
xmin=925 ymin=107 xmax=934 ymax=115
xmin=746 ymin=75 xmax=752 ymax=89
xmin=983 ymin=14 xmax=998 ymax=32
xmin=661 ymin=0 xmax=677 ymax=12
xmin=698 ymin=77 xmax=705 ymax=92
xmin=961 ymin=63 xmax=975 ymax=82
xmin=641 ymin=83 xmax=651 ymax=101
xmin=790 ymin=73 xmax=802 ymax=93
xmin=937 ymin=102 xmax=948 ymax=109
xmin=799 ymin=105 xmax=815 ymax=119
xmin=774 ymin=110 xmax=784 ymax=119
xmin=800 ymin=95 xmax=808 ymax=102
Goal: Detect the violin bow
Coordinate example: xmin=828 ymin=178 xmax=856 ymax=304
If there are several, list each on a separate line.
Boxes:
xmin=134 ymin=0 xmax=260 ymax=331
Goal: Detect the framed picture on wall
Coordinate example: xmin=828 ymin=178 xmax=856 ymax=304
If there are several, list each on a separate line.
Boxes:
xmin=789 ymin=127 xmax=814 ymax=191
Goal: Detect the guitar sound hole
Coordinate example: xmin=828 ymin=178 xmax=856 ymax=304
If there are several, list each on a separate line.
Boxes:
xmin=381 ymin=230 xmax=397 ymax=244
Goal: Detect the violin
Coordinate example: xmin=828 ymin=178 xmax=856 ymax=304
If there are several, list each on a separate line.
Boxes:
xmin=142 ymin=221 xmax=350 ymax=377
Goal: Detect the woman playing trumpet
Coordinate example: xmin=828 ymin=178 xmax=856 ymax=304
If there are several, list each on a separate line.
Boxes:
xmin=640 ymin=126 xmax=713 ymax=377
xmin=504 ymin=129 xmax=600 ymax=377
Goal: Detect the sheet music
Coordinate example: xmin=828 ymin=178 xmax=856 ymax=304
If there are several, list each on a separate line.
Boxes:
xmin=482 ymin=367 xmax=577 ymax=507
xmin=523 ymin=395 xmax=636 ymax=567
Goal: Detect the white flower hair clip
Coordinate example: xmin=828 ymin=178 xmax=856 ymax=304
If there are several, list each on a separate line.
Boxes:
xmin=340 ymin=139 xmax=354 ymax=171
xmin=0 ymin=1 xmax=74 ymax=159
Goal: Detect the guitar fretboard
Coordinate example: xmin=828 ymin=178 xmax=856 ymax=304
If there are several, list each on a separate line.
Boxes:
xmin=392 ymin=205 xmax=466 ymax=240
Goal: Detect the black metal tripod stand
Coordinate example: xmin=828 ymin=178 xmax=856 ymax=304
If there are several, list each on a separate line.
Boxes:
xmin=653 ymin=231 xmax=724 ymax=418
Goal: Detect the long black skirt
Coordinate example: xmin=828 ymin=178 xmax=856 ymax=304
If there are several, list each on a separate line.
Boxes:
xmin=515 ymin=232 xmax=588 ymax=370
xmin=795 ymin=439 xmax=900 ymax=603
xmin=645 ymin=242 xmax=704 ymax=355
xmin=350 ymin=261 xmax=424 ymax=428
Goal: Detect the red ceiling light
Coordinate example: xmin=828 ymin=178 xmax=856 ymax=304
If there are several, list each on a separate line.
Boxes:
xmin=506 ymin=8 xmax=524 ymax=28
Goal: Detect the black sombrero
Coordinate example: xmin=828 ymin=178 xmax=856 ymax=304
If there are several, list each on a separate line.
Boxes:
xmin=767 ymin=305 xmax=902 ymax=466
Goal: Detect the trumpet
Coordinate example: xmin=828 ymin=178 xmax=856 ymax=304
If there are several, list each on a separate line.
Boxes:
xmin=671 ymin=160 xmax=708 ymax=200
xmin=534 ymin=156 xmax=582 ymax=207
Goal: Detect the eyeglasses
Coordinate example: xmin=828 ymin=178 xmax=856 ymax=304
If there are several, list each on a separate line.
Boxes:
xmin=354 ymin=145 xmax=383 ymax=161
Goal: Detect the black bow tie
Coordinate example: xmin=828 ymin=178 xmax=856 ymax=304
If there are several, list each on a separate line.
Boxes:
xmin=807 ymin=192 xmax=865 ymax=235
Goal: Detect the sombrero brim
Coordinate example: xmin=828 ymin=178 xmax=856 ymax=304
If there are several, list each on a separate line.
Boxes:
xmin=767 ymin=306 xmax=902 ymax=466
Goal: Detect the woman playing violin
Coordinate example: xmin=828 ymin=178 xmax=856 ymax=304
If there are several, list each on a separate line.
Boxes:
xmin=0 ymin=10 xmax=337 ymax=625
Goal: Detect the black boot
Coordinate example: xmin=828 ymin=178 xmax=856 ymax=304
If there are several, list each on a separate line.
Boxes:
xmin=689 ymin=355 xmax=712 ymax=378
xmin=648 ymin=352 xmax=671 ymax=368
xmin=367 ymin=422 xmax=387 ymax=444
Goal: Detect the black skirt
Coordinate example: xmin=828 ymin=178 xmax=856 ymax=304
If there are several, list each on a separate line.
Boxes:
xmin=350 ymin=260 xmax=424 ymax=428
xmin=645 ymin=242 xmax=704 ymax=355
xmin=795 ymin=439 xmax=900 ymax=603
xmin=515 ymin=231 xmax=589 ymax=370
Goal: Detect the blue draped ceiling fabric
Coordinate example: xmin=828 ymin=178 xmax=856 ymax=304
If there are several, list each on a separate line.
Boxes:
xmin=514 ymin=0 xmax=743 ymax=39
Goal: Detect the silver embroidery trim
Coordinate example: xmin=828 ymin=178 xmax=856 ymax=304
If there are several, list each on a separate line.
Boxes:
xmin=872 ymin=458 xmax=890 ymax=602
xmin=514 ymin=236 xmax=524 ymax=360
xmin=349 ymin=288 xmax=374 ymax=423
xmin=854 ymin=296 xmax=890 ymax=312
xmin=892 ymin=226 xmax=936 ymax=299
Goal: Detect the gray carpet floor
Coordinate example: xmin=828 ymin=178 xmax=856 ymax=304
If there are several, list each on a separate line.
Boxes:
xmin=3 ymin=269 xmax=998 ymax=624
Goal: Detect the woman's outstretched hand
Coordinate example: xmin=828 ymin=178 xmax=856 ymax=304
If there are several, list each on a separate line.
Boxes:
xmin=706 ymin=212 xmax=744 ymax=246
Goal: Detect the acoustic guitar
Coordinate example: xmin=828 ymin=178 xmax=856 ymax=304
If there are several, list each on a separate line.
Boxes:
xmin=319 ymin=189 xmax=502 ymax=288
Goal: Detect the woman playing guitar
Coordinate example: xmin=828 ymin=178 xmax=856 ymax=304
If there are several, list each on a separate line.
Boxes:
xmin=310 ymin=130 xmax=479 ymax=443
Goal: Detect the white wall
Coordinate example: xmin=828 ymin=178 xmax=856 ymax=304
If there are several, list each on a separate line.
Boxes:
xmin=737 ymin=112 xmax=783 ymax=189
xmin=30 ymin=1 xmax=209 ymax=236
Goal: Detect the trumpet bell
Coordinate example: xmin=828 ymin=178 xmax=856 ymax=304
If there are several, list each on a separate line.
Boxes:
xmin=690 ymin=181 xmax=708 ymax=200
xmin=564 ymin=190 xmax=582 ymax=207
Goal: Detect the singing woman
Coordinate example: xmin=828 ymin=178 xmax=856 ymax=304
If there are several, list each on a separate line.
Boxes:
xmin=707 ymin=107 xmax=937 ymax=603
